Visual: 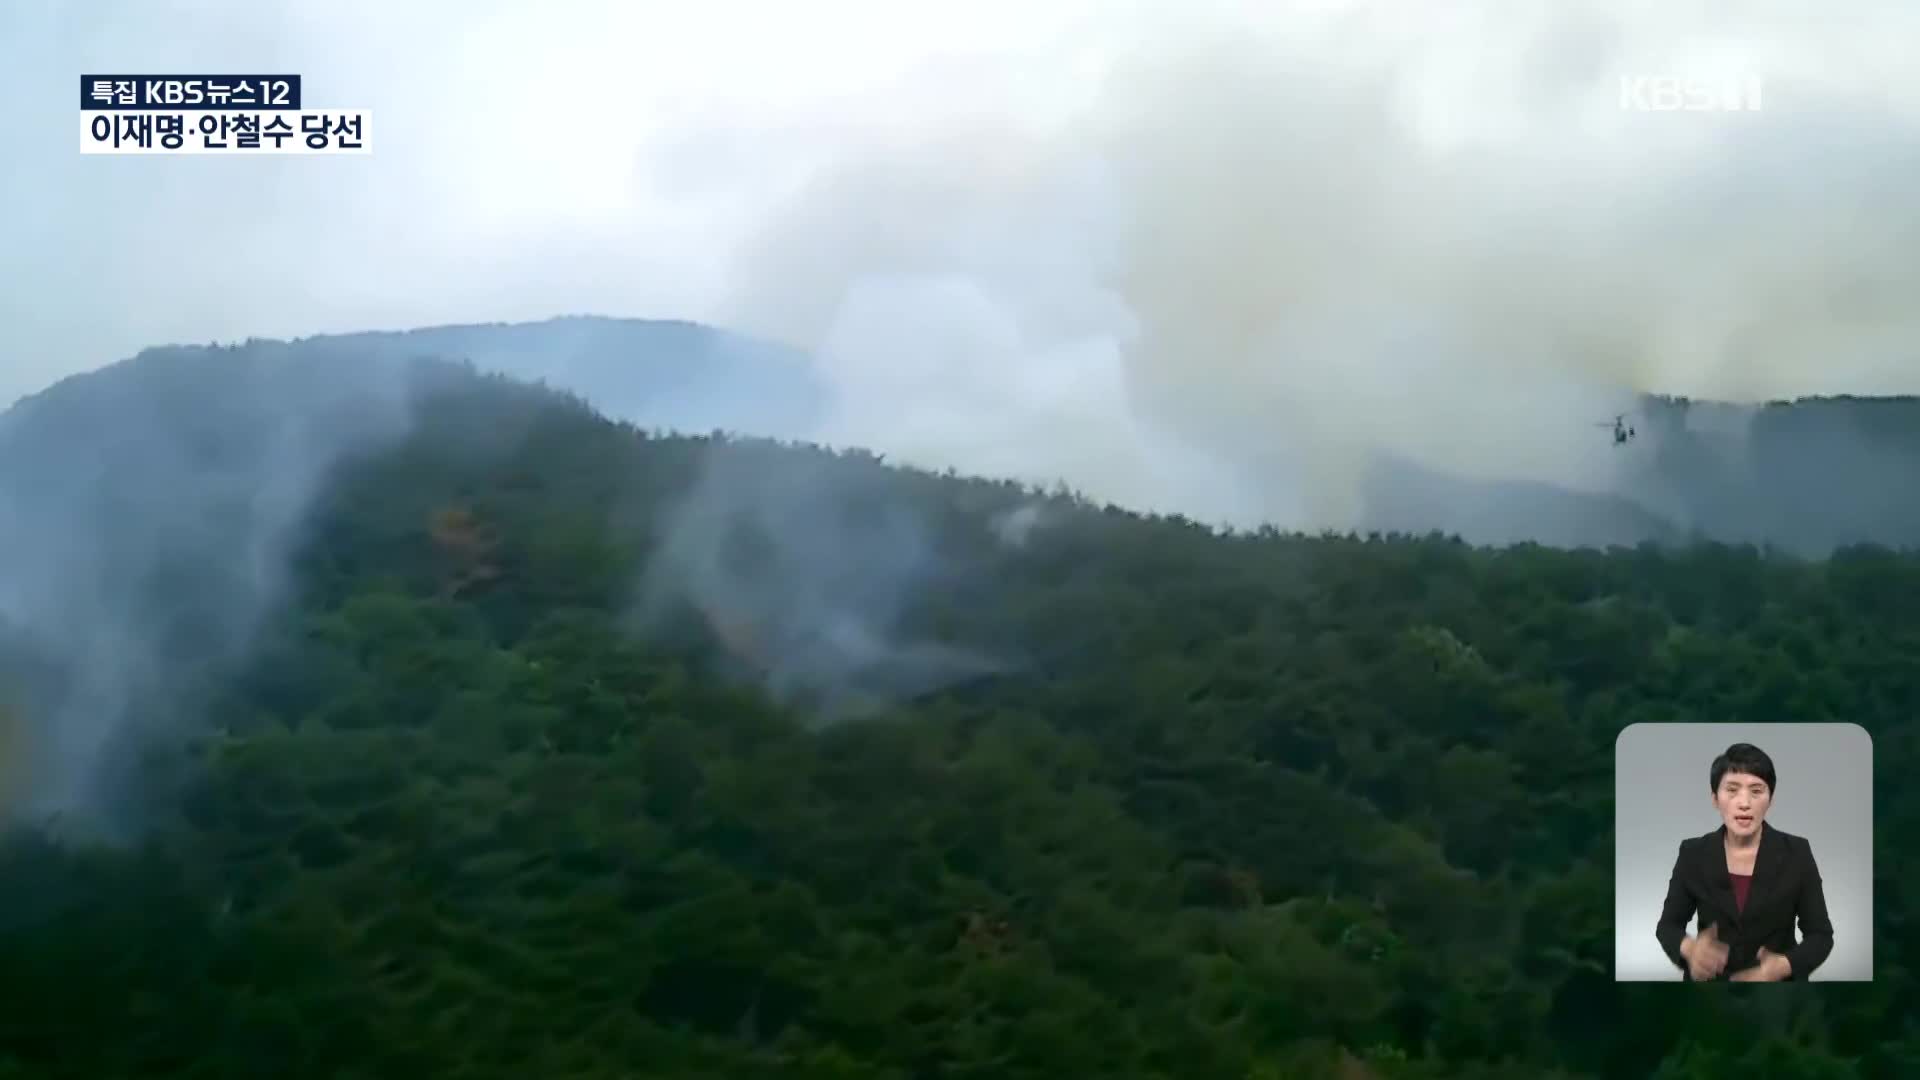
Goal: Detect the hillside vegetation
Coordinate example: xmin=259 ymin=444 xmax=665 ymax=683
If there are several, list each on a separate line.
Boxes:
xmin=84 ymin=317 xmax=1920 ymax=555
xmin=0 ymin=350 xmax=1915 ymax=1078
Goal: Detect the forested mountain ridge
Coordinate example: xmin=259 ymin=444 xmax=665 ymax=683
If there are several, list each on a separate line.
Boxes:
xmin=0 ymin=344 xmax=1916 ymax=1077
xmin=1360 ymin=390 xmax=1920 ymax=553
xmin=46 ymin=318 xmax=1920 ymax=555
xmin=150 ymin=316 xmax=830 ymax=443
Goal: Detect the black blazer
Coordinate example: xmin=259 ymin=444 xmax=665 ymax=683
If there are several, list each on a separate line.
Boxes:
xmin=1655 ymin=821 xmax=1834 ymax=981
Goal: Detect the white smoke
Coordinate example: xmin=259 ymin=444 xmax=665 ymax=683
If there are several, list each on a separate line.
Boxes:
xmin=633 ymin=440 xmax=1004 ymax=714
xmin=707 ymin=0 xmax=1920 ymax=532
xmin=990 ymin=503 xmax=1052 ymax=549
xmin=0 ymin=345 xmax=424 ymax=834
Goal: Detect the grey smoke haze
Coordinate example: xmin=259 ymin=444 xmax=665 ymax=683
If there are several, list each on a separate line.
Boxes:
xmin=715 ymin=4 xmax=1920 ymax=530
xmin=8 ymin=0 xmax=1920 ymax=538
xmin=991 ymin=504 xmax=1052 ymax=549
xmin=310 ymin=318 xmax=829 ymax=442
xmin=3 ymin=0 xmax=1920 ymax=751
xmin=633 ymin=442 xmax=1003 ymax=715
xmin=0 ymin=345 xmax=422 ymax=831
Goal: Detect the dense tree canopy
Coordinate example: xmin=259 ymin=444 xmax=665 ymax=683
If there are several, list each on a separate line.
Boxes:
xmin=0 ymin=354 xmax=1914 ymax=1077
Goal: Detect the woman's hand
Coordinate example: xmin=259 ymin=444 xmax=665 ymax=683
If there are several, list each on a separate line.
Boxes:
xmin=1729 ymin=946 xmax=1793 ymax=982
xmin=1681 ymin=924 xmax=1729 ymax=981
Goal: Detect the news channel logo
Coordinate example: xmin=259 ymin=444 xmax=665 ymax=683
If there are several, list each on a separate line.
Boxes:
xmin=1618 ymin=74 xmax=1764 ymax=114
xmin=79 ymin=75 xmax=371 ymax=155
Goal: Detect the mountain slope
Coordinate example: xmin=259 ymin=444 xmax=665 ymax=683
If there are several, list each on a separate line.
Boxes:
xmin=1626 ymin=394 xmax=1920 ymax=552
xmin=116 ymin=317 xmax=1920 ymax=555
xmin=0 ymin=345 xmax=1914 ymax=1077
xmin=229 ymin=315 xmax=828 ymax=441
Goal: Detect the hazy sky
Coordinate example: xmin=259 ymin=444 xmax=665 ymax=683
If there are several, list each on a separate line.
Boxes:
xmin=5 ymin=0 xmax=1920 ymax=521
xmin=0 ymin=0 xmax=1106 ymax=403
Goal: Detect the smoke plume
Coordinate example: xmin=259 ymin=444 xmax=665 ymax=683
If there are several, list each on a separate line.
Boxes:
xmin=708 ymin=0 xmax=1920 ymax=533
xmin=620 ymin=1 xmax=1920 ymax=700
xmin=0 ymin=344 xmax=422 ymax=834
xmin=633 ymin=440 xmax=1004 ymax=716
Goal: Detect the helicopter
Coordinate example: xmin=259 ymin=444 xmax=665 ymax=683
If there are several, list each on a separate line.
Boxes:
xmin=1595 ymin=413 xmax=1637 ymax=446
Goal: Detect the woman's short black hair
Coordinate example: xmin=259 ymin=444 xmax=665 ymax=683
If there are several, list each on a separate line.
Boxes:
xmin=1711 ymin=743 xmax=1777 ymax=794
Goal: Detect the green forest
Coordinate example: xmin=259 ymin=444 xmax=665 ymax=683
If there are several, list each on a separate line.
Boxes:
xmin=1 ymin=352 xmax=1916 ymax=1077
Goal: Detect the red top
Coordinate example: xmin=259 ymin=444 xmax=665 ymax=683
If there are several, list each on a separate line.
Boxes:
xmin=1730 ymin=872 xmax=1752 ymax=912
